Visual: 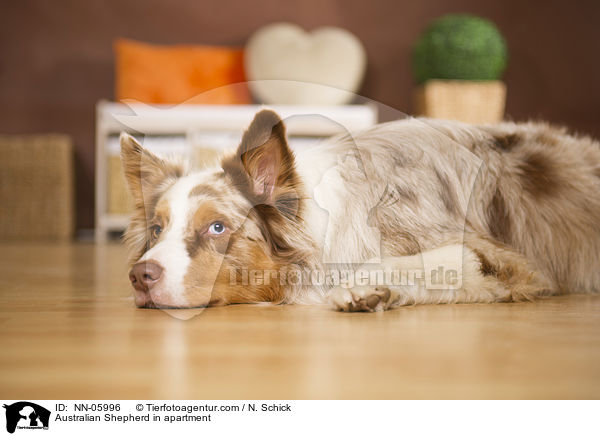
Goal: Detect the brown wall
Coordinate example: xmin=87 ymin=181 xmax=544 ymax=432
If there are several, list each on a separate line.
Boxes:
xmin=1 ymin=0 xmax=599 ymax=231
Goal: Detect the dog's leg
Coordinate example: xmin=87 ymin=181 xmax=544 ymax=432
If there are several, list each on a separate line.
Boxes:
xmin=329 ymin=236 xmax=554 ymax=312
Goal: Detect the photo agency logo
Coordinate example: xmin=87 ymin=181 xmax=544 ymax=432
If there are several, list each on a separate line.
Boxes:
xmin=3 ymin=402 xmax=50 ymax=434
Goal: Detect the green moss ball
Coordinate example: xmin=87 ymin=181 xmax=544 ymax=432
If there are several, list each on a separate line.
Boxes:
xmin=412 ymin=14 xmax=508 ymax=83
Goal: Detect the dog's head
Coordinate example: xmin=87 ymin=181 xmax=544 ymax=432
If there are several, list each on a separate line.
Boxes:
xmin=121 ymin=110 xmax=306 ymax=308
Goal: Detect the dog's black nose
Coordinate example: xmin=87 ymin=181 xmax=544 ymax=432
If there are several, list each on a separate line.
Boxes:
xmin=129 ymin=261 xmax=163 ymax=292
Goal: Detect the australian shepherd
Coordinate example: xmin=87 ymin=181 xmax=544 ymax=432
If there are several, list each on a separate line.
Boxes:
xmin=121 ymin=110 xmax=600 ymax=311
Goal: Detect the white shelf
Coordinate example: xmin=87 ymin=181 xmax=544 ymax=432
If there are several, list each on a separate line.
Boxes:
xmin=98 ymin=101 xmax=377 ymax=135
xmin=99 ymin=215 xmax=130 ymax=230
xmin=105 ymin=134 xmax=188 ymax=156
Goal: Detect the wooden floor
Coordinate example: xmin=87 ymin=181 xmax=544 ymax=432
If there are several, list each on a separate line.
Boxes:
xmin=0 ymin=242 xmax=599 ymax=399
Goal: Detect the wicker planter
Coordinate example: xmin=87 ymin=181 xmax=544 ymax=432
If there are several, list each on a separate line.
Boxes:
xmin=414 ymin=80 xmax=506 ymax=124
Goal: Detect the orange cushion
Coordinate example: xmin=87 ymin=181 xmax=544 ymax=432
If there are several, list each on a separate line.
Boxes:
xmin=114 ymin=38 xmax=251 ymax=104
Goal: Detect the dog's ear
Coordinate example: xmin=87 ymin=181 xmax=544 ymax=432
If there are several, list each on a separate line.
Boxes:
xmin=223 ymin=110 xmax=298 ymax=204
xmin=120 ymin=133 xmax=183 ymax=209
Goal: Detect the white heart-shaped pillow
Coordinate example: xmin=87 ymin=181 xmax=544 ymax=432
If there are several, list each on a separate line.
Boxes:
xmin=245 ymin=23 xmax=367 ymax=105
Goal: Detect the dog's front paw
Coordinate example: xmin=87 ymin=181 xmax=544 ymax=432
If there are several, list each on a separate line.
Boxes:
xmin=329 ymin=285 xmax=395 ymax=312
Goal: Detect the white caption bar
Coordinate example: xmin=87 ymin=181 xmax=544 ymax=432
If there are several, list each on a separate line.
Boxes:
xmin=0 ymin=400 xmax=597 ymax=435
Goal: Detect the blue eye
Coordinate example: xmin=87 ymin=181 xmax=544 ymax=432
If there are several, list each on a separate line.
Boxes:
xmin=208 ymin=221 xmax=226 ymax=235
xmin=151 ymin=225 xmax=162 ymax=239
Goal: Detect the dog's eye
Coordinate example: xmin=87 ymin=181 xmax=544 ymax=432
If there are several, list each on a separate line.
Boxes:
xmin=208 ymin=221 xmax=226 ymax=235
xmin=151 ymin=225 xmax=162 ymax=239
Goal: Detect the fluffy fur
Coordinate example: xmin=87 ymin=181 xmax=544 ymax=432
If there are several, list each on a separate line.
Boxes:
xmin=121 ymin=111 xmax=600 ymax=311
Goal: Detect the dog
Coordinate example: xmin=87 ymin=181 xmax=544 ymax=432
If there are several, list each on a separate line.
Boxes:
xmin=121 ymin=110 xmax=600 ymax=311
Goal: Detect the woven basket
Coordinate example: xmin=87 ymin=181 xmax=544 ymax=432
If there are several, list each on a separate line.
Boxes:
xmin=0 ymin=134 xmax=74 ymax=241
xmin=414 ymin=80 xmax=506 ymax=124
xmin=107 ymin=155 xmax=133 ymax=215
